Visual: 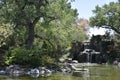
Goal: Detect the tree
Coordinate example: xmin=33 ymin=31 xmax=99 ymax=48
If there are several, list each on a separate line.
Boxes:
xmin=0 ymin=0 xmax=81 ymax=66
xmin=0 ymin=0 xmax=89 ymax=66
xmin=0 ymin=0 xmax=58 ymax=49
xmin=90 ymin=0 xmax=120 ymax=35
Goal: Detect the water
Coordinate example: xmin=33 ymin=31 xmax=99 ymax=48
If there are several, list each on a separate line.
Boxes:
xmin=0 ymin=65 xmax=120 ymax=80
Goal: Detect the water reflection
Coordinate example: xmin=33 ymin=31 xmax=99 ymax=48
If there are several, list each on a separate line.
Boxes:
xmin=71 ymin=65 xmax=120 ymax=80
xmin=30 ymin=73 xmax=40 ymax=78
xmin=29 ymin=72 xmax=52 ymax=78
xmin=72 ymin=70 xmax=90 ymax=77
xmin=9 ymin=73 xmax=21 ymax=77
xmin=0 ymin=65 xmax=120 ymax=80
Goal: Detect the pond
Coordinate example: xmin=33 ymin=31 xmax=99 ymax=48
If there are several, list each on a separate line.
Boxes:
xmin=0 ymin=65 xmax=120 ymax=80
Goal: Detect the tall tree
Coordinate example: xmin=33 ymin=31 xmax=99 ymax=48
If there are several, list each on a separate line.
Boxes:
xmin=90 ymin=0 xmax=120 ymax=35
xmin=0 ymin=0 xmax=77 ymax=49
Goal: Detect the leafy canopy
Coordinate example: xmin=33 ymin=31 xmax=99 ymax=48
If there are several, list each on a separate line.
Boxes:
xmin=90 ymin=0 xmax=120 ymax=35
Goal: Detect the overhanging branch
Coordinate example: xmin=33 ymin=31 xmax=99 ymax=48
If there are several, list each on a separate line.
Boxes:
xmin=102 ymin=24 xmax=120 ymax=35
xmin=110 ymin=26 xmax=120 ymax=34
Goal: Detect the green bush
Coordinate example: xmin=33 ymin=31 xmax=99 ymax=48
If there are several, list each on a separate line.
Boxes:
xmin=4 ymin=47 xmax=55 ymax=67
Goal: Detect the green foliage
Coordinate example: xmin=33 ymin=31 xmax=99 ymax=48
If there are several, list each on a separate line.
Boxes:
xmin=0 ymin=23 xmax=13 ymax=47
xmin=40 ymin=55 xmax=55 ymax=66
xmin=13 ymin=27 xmax=27 ymax=46
xmin=1 ymin=0 xmax=88 ymax=66
xmin=90 ymin=1 xmax=120 ymax=35
xmin=4 ymin=46 xmax=55 ymax=67
xmin=69 ymin=27 xmax=88 ymax=41
xmin=113 ymin=34 xmax=120 ymax=43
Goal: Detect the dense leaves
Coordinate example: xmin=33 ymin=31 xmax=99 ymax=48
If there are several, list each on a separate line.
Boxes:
xmin=90 ymin=0 xmax=120 ymax=35
xmin=0 ymin=0 xmax=87 ymax=66
xmin=0 ymin=23 xmax=13 ymax=47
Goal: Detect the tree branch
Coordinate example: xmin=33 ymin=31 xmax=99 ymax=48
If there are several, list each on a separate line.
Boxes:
xmin=32 ymin=16 xmax=40 ymax=27
xmin=103 ymin=24 xmax=120 ymax=35
xmin=34 ymin=34 xmax=43 ymax=39
xmin=110 ymin=26 xmax=120 ymax=34
xmin=101 ymin=26 xmax=111 ymax=29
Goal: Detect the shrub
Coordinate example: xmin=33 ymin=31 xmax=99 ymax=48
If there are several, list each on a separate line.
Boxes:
xmin=4 ymin=47 xmax=55 ymax=67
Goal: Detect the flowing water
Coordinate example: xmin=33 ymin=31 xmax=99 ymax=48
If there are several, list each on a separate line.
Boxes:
xmin=0 ymin=65 xmax=120 ymax=80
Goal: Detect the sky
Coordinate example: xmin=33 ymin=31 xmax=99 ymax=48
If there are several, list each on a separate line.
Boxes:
xmin=71 ymin=0 xmax=118 ymax=36
xmin=71 ymin=0 xmax=118 ymax=20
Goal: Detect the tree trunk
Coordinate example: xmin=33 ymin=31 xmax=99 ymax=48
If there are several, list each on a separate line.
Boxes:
xmin=26 ymin=24 xmax=35 ymax=49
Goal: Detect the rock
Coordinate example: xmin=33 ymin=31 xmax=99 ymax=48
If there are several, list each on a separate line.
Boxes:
xmin=26 ymin=68 xmax=39 ymax=74
xmin=113 ymin=60 xmax=118 ymax=65
xmin=44 ymin=69 xmax=52 ymax=76
xmin=30 ymin=68 xmax=40 ymax=74
xmin=26 ymin=68 xmax=40 ymax=78
xmin=6 ymin=65 xmax=20 ymax=74
xmin=0 ymin=70 xmax=6 ymax=75
xmin=72 ymin=60 xmax=78 ymax=63
xmin=39 ymin=67 xmax=52 ymax=77
xmin=118 ymin=62 xmax=120 ymax=67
